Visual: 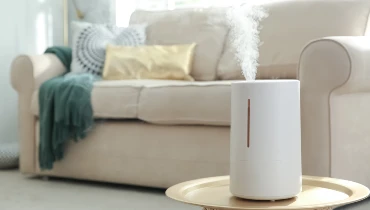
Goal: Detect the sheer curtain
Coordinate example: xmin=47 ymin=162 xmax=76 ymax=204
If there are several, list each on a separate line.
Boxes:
xmin=116 ymin=0 xmax=267 ymax=26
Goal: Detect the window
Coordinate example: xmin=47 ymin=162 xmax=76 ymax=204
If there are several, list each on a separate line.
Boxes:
xmin=116 ymin=0 xmax=269 ymax=26
xmin=136 ymin=0 xmax=246 ymax=9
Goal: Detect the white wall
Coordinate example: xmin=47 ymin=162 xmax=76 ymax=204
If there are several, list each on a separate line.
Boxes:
xmin=116 ymin=0 xmax=136 ymax=27
xmin=70 ymin=0 xmax=115 ymax=24
xmin=0 ymin=0 xmax=63 ymax=143
xmin=19 ymin=0 xmax=64 ymax=54
xmin=68 ymin=0 xmax=115 ymax=45
xmin=0 ymin=1 xmax=20 ymax=143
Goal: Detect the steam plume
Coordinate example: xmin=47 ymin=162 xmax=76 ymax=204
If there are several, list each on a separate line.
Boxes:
xmin=227 ymin=3 xmax=268 ymax=80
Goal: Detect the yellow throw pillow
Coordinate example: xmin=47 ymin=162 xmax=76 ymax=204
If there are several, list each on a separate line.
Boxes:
xmin=103 ymin=44 xmax=196 ymax=81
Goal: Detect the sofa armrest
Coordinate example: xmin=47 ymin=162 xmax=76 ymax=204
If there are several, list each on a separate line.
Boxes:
xmin=298 ymin=36 xmax=370 ymax=180
xmin=10 ymin=54 xmax=66 ymax=174
xmin=11 ymin=54 xmax=67 ymax=94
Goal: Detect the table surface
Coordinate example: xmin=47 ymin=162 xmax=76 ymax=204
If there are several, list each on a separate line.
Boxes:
xmin=166 ymin=176 xmax=369 ymax=210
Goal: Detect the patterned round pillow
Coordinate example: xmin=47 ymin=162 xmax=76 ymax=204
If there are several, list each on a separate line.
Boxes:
xmin=0 ymin=142 xmax=19 ymax=169
xmin=71 ymin=21 xmax=147 ymax=76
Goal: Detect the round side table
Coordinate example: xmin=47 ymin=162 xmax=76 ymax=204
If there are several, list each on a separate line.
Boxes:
xmin=166 ymin=176 xmax=369 ymax=210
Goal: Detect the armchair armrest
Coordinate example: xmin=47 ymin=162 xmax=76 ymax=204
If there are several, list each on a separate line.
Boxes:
xmin=299 ymin=36 xmax=370 ymax=185
xmin=10 ymin=54 xmax=67 ymax=174
xmin=11 ymin=54 xmax=67 ymax=94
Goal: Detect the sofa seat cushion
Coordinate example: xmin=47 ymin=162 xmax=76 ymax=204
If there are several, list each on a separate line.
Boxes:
xmin=31 ymin=80 xmax=181 ymax=119
xmin=31 ymin=80 xmax=235 ymax=126
xmin=138 ymin=80 xmax=233 ymax=126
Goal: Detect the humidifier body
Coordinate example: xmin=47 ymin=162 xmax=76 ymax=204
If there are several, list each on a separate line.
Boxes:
xmin=230 ymin=80 xmax=302 ymax=200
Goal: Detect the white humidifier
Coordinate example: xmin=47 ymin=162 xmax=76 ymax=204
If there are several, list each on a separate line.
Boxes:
xmin=230 ymin=80 xmax=302 ymax=200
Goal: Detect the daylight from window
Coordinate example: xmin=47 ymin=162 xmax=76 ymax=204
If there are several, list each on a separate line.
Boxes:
xmin=116 ymin=0 xmax=273 ymax=26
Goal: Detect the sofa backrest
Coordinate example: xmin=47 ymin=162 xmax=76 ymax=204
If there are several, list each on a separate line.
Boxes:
xmin=130 ymin=8 xmax=228 ymax=81
xmin=218 ymin=0 xmax=370 ymax=80
xmin=130 ymin=0 xmax=370 ymax=81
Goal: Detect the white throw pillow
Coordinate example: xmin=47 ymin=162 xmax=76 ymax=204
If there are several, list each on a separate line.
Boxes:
xmin=71 ymin=21 xmax=146 ymax=76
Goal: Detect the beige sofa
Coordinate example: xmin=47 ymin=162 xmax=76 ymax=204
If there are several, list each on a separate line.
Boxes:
xmin=11 ymin=0 xmax=370 ymax=188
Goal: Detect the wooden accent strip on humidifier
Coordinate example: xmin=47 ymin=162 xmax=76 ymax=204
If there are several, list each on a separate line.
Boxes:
xmin=247 ymin=99 xmax=250 ymax=148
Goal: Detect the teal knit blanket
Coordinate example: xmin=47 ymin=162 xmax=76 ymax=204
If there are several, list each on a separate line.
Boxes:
xmin=39 ymin=46 xmax=99 ymax=170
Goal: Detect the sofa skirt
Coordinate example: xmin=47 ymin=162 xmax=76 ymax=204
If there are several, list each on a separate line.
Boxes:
xmin=33 ymin=120 xmax=230 ymax=188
